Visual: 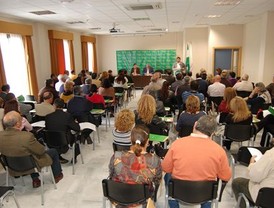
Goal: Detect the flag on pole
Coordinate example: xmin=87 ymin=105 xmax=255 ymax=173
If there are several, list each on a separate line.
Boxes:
xmin=185 ymin=42 xmax=192 ymax=73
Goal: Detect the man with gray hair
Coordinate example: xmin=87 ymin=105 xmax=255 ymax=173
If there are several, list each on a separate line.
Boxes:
xmin=233 ymin=73 xmax=253 ymax=92
xmin=162 ymin=115 xmax=231 ymax=208
xmin=0 ymin=111 xmax=63 ymax=188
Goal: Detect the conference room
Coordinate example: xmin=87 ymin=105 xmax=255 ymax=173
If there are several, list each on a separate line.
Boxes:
xmin=0 ymin=0 xmax=274 ymax=207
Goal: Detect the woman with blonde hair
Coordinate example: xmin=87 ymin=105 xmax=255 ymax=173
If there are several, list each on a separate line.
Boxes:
xmin=113 ymin=109 xmax=135 ymax=151
xmin=224 ymin=96 xmax=252 ymax=150
xmin=135 ymin=94 xmax=168 ymax=136
xmin=109 ymin=125 xmax=162 ymax=207
xmin=176 ymin=95 xmax=206 ymax=137
xmin=60 ymin=80 xmax=74 ymax=104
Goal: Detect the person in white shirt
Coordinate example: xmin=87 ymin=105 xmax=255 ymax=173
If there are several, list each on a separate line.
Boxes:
xmin=233 ymin=74 xmax=254 ymax=92
xmin=172 ymin=56 xmax=186 ymax=75
xmin=207 ymin=75 xmax=226 ymax=97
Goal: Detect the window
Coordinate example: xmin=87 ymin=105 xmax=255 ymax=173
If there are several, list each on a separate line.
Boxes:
xmin=0 ymin=33 xmax=30 ymax=96
xmin=63 ymin=39 xmax=71 ymax=71
xmin=87 ymin=42 xmax=94 ymax=72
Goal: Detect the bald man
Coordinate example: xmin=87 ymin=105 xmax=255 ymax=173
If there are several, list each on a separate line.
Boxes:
xmin=207 ymin=75 xmax=226 ymax=97
xmin=0 ymin=111 xmax=63 ymax=188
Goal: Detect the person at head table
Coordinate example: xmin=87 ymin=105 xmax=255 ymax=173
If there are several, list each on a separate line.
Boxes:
xmin=142 ymin=64 xmax=154 ymax=76
xmin=131 ymin=63 xmax=141 ymax=76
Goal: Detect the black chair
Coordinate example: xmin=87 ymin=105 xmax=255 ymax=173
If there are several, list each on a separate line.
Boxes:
xmin=102 ymin=179 xmax=151 ymax=208
xmin=166 ymin=179 xmax=223 ymax=207
xmin=178 ymin=125 xmax=193 ymax=137
xmin=236 ymin=187 xmax=274 ymax=208
xmin=0 ymin=186 xmax=20 ymax=208
xmin=0 ymin=155 xmax=56 ymax=206
xmin=236 ymin=91 xmax=251 ymax=98
xmin=43 ymin=130 xmax=84 ymax=175
xmin=114 ymin=87 xmax=125 ymax=108
xmin=221 ymin=124 xmax=255 ymax=147
xmin=208 ymin=96 xmax=223 ymax=112
xmin=112 ymin=143 xmax=131 ymax=152
xmin=25 ymin=95 xmax=36 ymax=102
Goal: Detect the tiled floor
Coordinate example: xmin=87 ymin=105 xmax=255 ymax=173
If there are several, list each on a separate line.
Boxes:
xmin=0 ymin=90 xmax=261 ymax=208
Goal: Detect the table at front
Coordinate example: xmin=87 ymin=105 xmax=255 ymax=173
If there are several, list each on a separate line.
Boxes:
xmin=131 ymin=75 xmax=152 ymax=88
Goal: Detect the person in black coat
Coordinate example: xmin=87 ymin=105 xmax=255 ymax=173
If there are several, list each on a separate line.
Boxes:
xmin=45 ymin=98 xmax=80 ymax=163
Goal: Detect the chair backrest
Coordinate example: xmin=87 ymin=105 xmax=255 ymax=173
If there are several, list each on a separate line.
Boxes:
xmin=114 ymin=87 xmax=124 ymax=93
xmin=208 ymin=96 xmax=223 ymax=107
xmin=112 ymin=143 xmax=131 ymax=152
xmin=236 ymin=91 xmax=250 ymax=98
xmin=102 ymin=179 xmax=150 ymax=206
xmin=178 ymin=125 xmax=193 ymax=137
xmin=43 ymin=130 xmax=68 ymax=148
xmin=1 ymin=155 xmax=36 ymax=173
xmin=237 ymin=146 xmax=271 ymax=166
xmin=168 ymin=179 xmax=218 ymax=204
xmin=255 ymin=187 xmax=274 ymax=208
xmin=92 ymin=103 xmax=105 ymax=110
xmin=25 ymin=95 xmax=36 ymax=101
xmin=224 ymin=124 xmax=254 ymax=142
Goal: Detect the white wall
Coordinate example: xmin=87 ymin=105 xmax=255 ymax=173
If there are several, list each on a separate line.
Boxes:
xmin=96 ymin=32 xmax=184 ymax=74
xmin=184 ymin=27 xmax=209 ymax=77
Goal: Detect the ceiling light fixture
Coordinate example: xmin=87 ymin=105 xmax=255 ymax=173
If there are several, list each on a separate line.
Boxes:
xmin=214 ymin=0 xmax=241 ymax=6
xmin=204 ymin=15 xmax=221 ymax=18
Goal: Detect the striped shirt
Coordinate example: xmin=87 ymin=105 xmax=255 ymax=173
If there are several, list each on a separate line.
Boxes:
xmin=112 ymin=129 xmax=131 ymax=146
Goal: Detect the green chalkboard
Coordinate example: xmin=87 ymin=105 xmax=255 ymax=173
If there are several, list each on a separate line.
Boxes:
xmin=116 ymin=49 xmax=176 ymax=74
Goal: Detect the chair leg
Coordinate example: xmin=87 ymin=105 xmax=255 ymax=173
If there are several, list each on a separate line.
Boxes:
xmin=72 ymin=143 xmax=75 ymax=175
xmin=20 ymin=176 xmax=25 ymax=186
xmin=102 ymin=196 xmax=107 ymax=208
xmin=78 ymin=143 xmax=84 ymax=164
xmin=9 ymin=190 xmax=21 ymax=208
xmin=40 ymin=170 xmax=44 ymax=205
xmin=230 ymin=155 xmax=235 ymax=197
xmin=6 ymin=172 xmax=9 ymax=186
xmin=96 ymin=126 xmax=100 ymax=143
xmin=93 ymin=132 xmax=96 ymax=151
xmin=48 ymin=167 xmax=57 ymax=189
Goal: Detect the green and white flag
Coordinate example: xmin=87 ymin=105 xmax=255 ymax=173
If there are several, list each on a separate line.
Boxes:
xmin=185 ymin=43 xmax=192 ymax=73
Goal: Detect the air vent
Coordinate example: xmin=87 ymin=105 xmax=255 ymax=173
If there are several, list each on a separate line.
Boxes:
xmin=30 ymin=10 xmax=56 ymax=15
xmin=66 ymin=21 xmax=84 ymax=24
xmin=150 ymin=28 xmax=166 ymax=32
xmin=133 ymin=18 xmax=150 ymax=21
xmin=125 ymin=3 xmax=162 ymax=11
xmin=89 ymin=27 xmax=101 ymax=30
xmin=214 ymin=0 xmax=241 ymax=6
xmin=136 ymin=30 xmax=147 ymax=33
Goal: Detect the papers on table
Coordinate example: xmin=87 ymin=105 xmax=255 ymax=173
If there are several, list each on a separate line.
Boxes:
xmin=248 ymin=147 xmax=263 ymax=162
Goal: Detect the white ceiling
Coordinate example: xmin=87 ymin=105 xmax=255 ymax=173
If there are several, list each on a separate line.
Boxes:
xmin=0 ymin=0 xmax=274 ymax=35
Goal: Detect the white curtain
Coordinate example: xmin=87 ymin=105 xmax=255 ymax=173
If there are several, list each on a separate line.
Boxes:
xmin=0 ymin=33 xmax=30 ymax=96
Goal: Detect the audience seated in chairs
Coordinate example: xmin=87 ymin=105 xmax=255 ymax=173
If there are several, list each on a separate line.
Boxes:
xmin=112 ymin=109 xmax=135 ymax=151
xmin=207 ymin=75 xmax=225 ymax=104
xmin=218 ymin=87 xmax=237 ymax=123
xmin=232 ymin=147 xmax=274 ymax=208
xmin=223 ymin=96 xmax=253 ymax=150
xmin=176 ymin=95 xmax=206 ymax=137
xmin=182 ymin=80 xmax=205 ymax=110
xmin=108 ymin=125 xmax=162 ymax=207
xmin=245 ymin=82 xmax=272 ymax=114
xmin=34 ymin=91 xmax=55 ymax=121
xmin=158 ymin=81 xmax=176 ymax=114
xmin=81 ymin=77 xmax=92 ymax=96
xmin=38 ymin=79 xmax=59 ymax=104
xmin=233 ymin=74 xmax=253 ymax=93
xmin=86 ymin=84 xmax=105 ymax=108
xmin=98 ymin=79 xmax=115 ymax=104
xmin=0 ymin=111 xmax=63 ymax=188
xmin=175 ymin=75 xmax=191 ymax=110
xmin=162 ymin=115 xmax=231 ymax=208
xmin=45 ymin=98 xmax=81 ymax=164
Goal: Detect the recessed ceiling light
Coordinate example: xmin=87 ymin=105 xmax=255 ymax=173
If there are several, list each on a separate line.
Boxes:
xmin=214 ymin=0 xmax=241 ymax=6
xmin=30 ymin=10 xmax=56 ymax=15
xmin=60 ymin=0 xmax=74 ymax=3
xmin=133 ymin=18 xmax=150 ymax=21
xmin=204 ymin=15 xmax=221 ymax=18
xmin=172 ymin=21 xmax=180 ymax=24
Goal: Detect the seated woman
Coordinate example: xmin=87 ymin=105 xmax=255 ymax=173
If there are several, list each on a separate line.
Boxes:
xmin=131 ymin=63 xmax=140 ymax=76
xmin=246 ymin=82 xmax=272 ymax=114
xmin=112 ymin=109 xmax=135 ymax=151
xmin=158 ymin=81 xmax=176 ymax=114
xmin=135 ymin=94 xmax=169 ymax=136
xmin=86 ymin=84 xmax=105 ymax=108
xmin=113 ymin=73 xmax=128 ymax=89
xmin=60 ymin=80 xmax=74 ymax=104
xmin=224 ymin=96 xmax=252 ymax=150
xmin=176 ymin=95 xmax=206 ymax=137
xmin=98 ymin=79 xmax=115 ymax=101
xmin=218 ymin=87 xmax=237 ymax=123
xmin=109 ymin=125 xmax=162 ymax=207
xmin=4 ymin=99 xmax=33 ymax=132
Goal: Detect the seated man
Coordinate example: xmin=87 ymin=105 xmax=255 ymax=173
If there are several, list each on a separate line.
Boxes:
xmin=34 ymin=91 xmax=55 ymax=121
xmin=232 ymin=147 xmax=274 ymax=208
xmin=45 ymin=98 xmax=81 ymax=163
xmin=182 ymin=80 xmax=204 ymax=104
xmin=0 ymin=111 xmax=63 ymax=188
xmin=162 ymin=115 xmax=231 ymax=208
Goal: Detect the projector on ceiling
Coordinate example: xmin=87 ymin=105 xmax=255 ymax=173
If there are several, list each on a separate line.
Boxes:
xmin=109 ymin=28 xmax=119 ymax=33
